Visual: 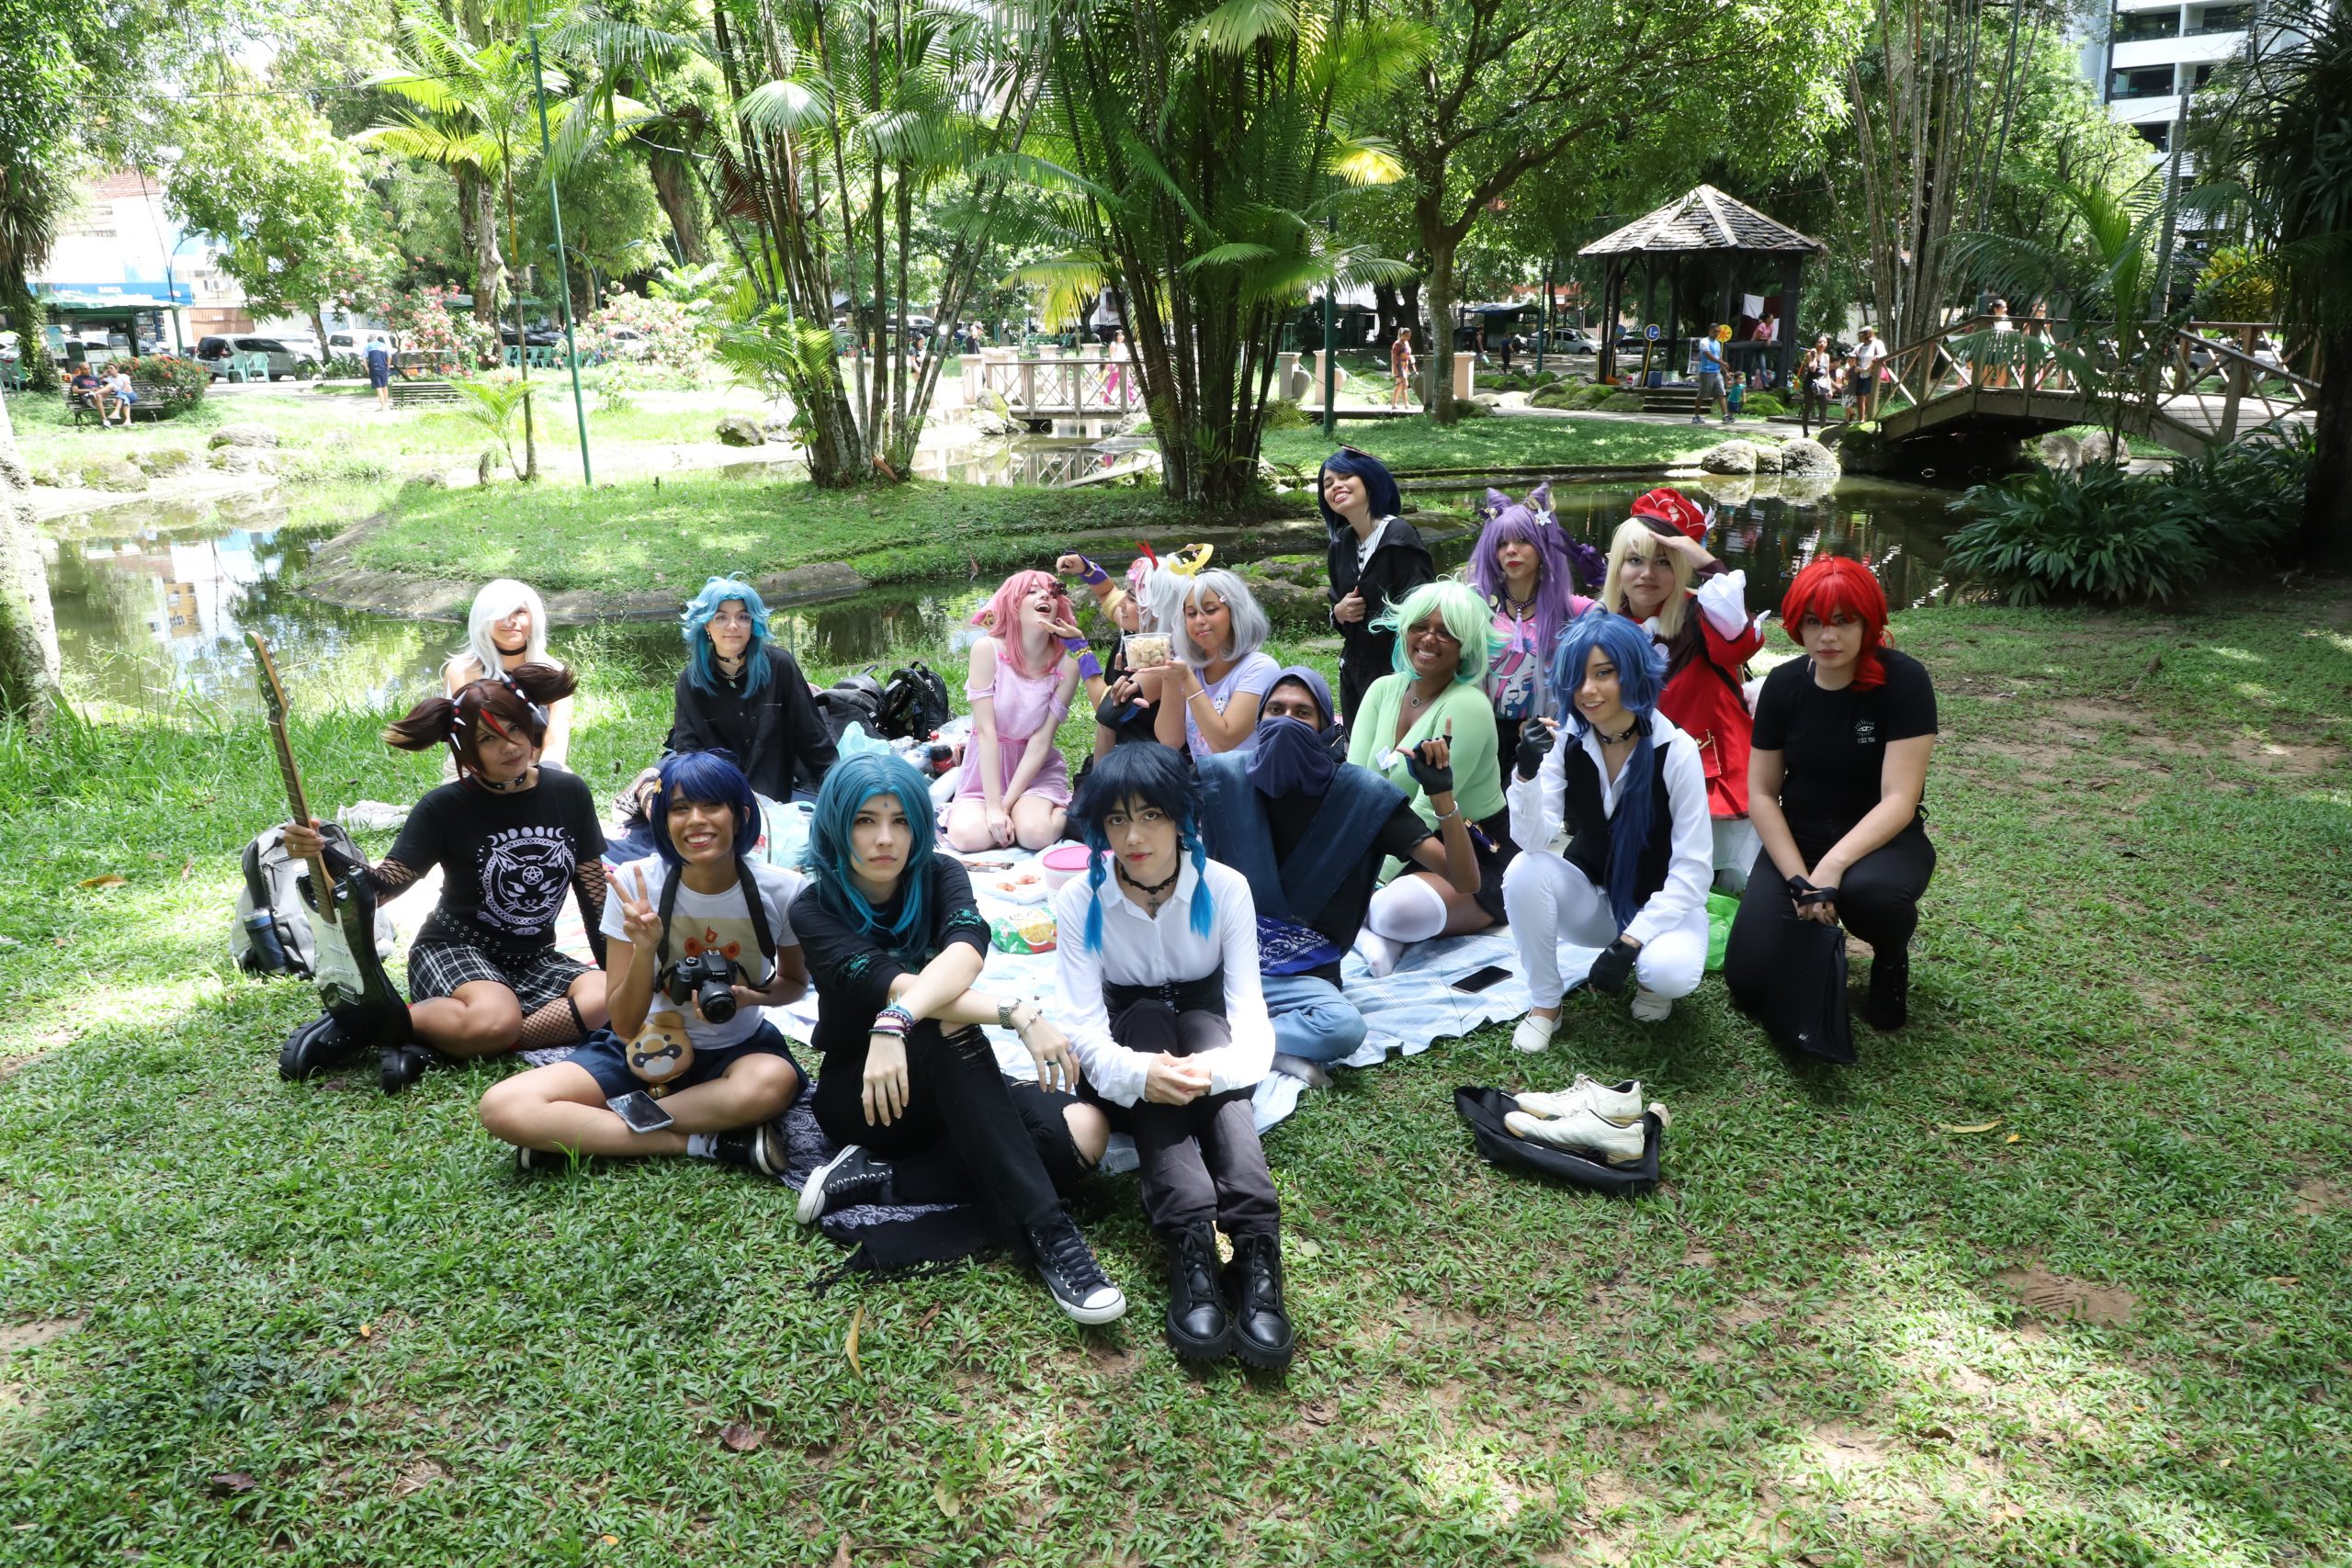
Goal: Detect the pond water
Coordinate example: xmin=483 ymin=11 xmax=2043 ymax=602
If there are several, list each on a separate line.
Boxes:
xmin=43 ymin=471 xmax=1959 ymax=720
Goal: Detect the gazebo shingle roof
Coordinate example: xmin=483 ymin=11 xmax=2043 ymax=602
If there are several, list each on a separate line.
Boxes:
xmin=1579 ymin=186 xmax=1826 ymax=257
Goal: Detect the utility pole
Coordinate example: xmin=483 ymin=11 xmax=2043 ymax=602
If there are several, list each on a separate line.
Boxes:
xmin=526 ymin=0 xmax=594 ymax=486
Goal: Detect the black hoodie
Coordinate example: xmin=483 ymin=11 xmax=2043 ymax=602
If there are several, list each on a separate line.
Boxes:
xmin=1325 ymin=515 xmax=1436 ymax=724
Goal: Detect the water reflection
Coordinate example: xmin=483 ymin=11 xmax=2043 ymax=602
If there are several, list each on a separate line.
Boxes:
xmin=44 ymin=473 xmax=1959 ymax=718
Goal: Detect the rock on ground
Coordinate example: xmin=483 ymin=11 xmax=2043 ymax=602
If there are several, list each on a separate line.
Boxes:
xmin=1699 ymin=440 xmax=1758 ymax=475
xmin=716 ymin=413 xmax=765 ymax=447
xmin=80 ymin=458 xmax=150 ymax=492
xmin=131 ymin=448 xmax=198 ymax=477
xmin=209 ymin=423 xmax=279 ymax=449
xmin=29 ymin=461 xmax=83 ymax=490
xmin=1780 ymin=437 xmax=1840 ymax=479
xmin=1750 ymin=442 xmax=1784 ymax=474
xmin=209 ymin=446 xmax=280 ymax=475
xmin=2078 ymin=431 xmax=2131 ymax=466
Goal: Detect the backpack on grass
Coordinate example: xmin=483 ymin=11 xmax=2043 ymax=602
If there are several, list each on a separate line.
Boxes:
xmin=812 ymin=671 xmax=886 ymax=747
xmin=232 ymin=823 xmax=398 ymax=979
xmin=875 ymin=662 xmax=954 ymax=740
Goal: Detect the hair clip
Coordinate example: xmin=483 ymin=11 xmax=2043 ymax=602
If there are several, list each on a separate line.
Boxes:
xmin=1165 ymin=544 xmax=1213 ymax=579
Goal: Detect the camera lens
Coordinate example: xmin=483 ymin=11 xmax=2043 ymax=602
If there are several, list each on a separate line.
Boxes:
xmin=697 ymin=979 xmax=737 ymax=1023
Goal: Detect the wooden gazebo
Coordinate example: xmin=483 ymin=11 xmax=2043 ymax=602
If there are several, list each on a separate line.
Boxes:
xmin=1579 ymin=186 xmax=1826 ymax=390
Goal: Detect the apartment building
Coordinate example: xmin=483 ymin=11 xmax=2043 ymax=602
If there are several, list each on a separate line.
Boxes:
xmin=2091 ymin=0 xmax=2257 ymax=152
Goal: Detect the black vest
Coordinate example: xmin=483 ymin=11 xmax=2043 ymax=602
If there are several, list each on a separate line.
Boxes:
xmin=1558 ymin=738 xmax=1677 ymax=910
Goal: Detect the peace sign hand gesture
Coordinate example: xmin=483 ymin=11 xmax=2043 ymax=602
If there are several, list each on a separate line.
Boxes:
xmin=619 ymin=866 xmax=663 ymax=952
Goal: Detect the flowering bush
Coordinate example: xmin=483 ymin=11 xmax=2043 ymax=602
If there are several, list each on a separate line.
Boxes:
xmin=586 ymin=286 xmax=708 ymax=376
xmin=370 ymin=285 xmax=497 ymax=375
xmin=123 ymin=355 xmax=210 ymax=412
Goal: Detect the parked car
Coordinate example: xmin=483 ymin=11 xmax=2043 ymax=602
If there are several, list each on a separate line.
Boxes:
xmin=1544 ymin=326 xmax=1600 ymax=355
xmin=194 ymin=335 xmax=322 ymax=380
xmin=327 ymin=329 xmax=398 ymax=357
xmin=602 ymin=326 xmax=653 ymax=360
xmin=497 ymin=325 xmax=564 ymax=348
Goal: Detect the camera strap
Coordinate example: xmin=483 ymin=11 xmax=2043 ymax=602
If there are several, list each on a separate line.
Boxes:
xmin=656 ymin=860 xmax=778 ymax=985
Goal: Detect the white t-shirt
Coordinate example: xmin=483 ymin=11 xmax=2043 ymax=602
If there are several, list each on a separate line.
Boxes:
xmin=1852 ymin=336 xmax=1886 ymax=372
xmin=601 ymin=853 xmax=804 ymax=1051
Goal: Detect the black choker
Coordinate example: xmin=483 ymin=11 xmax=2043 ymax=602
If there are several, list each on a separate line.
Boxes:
xmin=477 ymin=768 xmax=534 ymax=793
xmin=1591 ymin=719 xmax=1638 ymax=745
xmin=1117 ymin=863 xmax=1182 ymax=903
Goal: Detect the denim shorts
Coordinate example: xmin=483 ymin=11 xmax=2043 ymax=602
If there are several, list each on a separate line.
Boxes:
xmin=561 ymin=1018 xmax=805 ymax=1100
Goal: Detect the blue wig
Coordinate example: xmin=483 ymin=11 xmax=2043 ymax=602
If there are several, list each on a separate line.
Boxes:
xmin=1549 ymin=608 xmax=1670 ymax=931
xmin=1067 ymin=742 xmax=1214 ymax=953
xmin=801 ymin=753 xmax=936 ymax=953
xmin=649 ymin=749 xmax=759 ymax=868
xmin=681 ymin=576 xmax=773 ymax=696
xmin=1316 ymin=448 xmax=1403 ymax=536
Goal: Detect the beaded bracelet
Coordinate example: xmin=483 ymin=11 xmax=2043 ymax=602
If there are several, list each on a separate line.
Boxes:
xmin=871 ymin=1004 xmax=916 ymax=1037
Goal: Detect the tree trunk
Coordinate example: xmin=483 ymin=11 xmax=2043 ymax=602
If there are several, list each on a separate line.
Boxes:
xmin=2300 ymin=326 xmax=2352 ymax=570
xmin=3 ymin=271 xmax=56 ymax=391
xmin=1372 ymin=282 xmax=1399 ymax=349
xmin=466 ymin=171 xmax=503 ymax=331
xmin=1424 ymin=231 xmax=1460 ymax=423
xmin=0 ymin=393 xmax=62 ymax=728
xmin=647 ymin=148 xmax=708 ymax=265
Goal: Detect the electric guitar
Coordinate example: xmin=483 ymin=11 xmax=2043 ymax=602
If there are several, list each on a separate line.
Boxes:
xmin=248 ymin=632 xmax=409 ymax=1043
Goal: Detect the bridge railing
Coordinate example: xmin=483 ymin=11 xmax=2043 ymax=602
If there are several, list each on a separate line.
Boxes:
xmin=974 ymin=353 xmax=1141 ymax=417
xmin=1878 ymin=315 xmax=2316 ymax=446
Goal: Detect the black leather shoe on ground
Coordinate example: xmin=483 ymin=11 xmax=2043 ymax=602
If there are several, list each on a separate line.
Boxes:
xmin=379 ymin=1043 xmax=441 ymax=1094
xmin=279 ymin=1015 xmax=367 ymax=1081
xmin=795 ymin=1145 xmax=896 ymax=1224
xmin=1163 ymin=1224 xmax=1234 ymax=1362
xmin=711 ymin=1117 xmax=788 ymax=1178
xmin=1223 ymin=1231 xmax=1296 ymax=1371
xmin=1026 ymin=1215 xmax=1128 ymax=1325
xmin=1863 ymin=951 xmax=1910 ymax=1031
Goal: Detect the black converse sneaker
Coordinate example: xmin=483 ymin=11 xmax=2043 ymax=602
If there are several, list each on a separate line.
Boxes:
xmin=795 ymin=1145 xmax=895 ymax=1224
xmin=1863 ymin=951 xmax=1911 ymax=1031
xmin=711 ymin=1118 xmax=788 ymax=1178
xmin=514 ymin=1144 xmax=574 ymax=1174
xmin=1026 ymin=1215 xmax=1127 ymax=1325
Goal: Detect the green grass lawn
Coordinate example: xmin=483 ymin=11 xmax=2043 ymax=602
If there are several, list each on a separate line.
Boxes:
xmin=353 ymin=476 xmax=1310 ymax=593
xmin=1260 ymin=414 xmax=1724 ymax=477
xmin=3 ymin=587 xmax=2348 ymax=1563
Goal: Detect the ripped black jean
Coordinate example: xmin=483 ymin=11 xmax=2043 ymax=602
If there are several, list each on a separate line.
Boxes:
xmin=813 ymin=1021 xmax=1086 ymax=1239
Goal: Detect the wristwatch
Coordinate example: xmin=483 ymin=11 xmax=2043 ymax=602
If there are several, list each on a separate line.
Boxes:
xmin=998 ymin=998 xmax=1025 ymax=1030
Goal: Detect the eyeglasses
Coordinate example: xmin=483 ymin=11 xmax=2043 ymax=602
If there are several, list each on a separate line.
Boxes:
xmin=711 ymin=613 xmax=754 ymax=629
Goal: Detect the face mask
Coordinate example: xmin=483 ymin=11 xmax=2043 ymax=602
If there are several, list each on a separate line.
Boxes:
xmin=1246 ymin=714 xmax=1337 ymax=798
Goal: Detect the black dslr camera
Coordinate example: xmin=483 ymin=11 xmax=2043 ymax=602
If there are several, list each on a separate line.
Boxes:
xmin=662 ymin=952 xmax=741 ymax=1023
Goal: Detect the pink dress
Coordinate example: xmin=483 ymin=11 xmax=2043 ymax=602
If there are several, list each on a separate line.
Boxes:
xmin=955 ymin=653 xmax=1074 ymax=807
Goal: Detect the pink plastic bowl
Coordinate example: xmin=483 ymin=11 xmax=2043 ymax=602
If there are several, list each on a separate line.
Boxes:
xmin=1039 ymin=843 xmax=1095 ymax=892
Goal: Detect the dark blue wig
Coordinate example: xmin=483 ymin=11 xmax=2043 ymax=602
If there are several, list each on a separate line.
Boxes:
xmin=1549 ymin=608 xmax=1669 ymax=931
xmin=1316 ymin=448 xmax=1403 ymax=536
xmin=802 ymin=753 xmax=936 ymax=953
xmin=650 ymin=749 xmax=759 ymax=867
xmin=1067 ymin=742 xmax=1214 ymax=952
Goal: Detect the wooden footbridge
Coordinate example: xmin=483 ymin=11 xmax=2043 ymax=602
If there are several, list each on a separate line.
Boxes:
xmin=1872 ymin=317 xmax=2319 ymax=456
xmin=967 ymin=352 xmax=1142 ymax=420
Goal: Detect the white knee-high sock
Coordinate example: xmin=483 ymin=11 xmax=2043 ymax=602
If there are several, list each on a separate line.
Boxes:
xmin=1361 ymin=876 xmax=1449 ymax=977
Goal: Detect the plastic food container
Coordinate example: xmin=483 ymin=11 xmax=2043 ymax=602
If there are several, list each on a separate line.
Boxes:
xmin=1039 ymin=843 xmax=1095 ymax=892
xmin=1123 ymin=633 xmax=1172 ymax=669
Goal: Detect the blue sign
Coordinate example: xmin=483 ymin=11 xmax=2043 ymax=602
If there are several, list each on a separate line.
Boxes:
xmin=1645 ymin=324 xmax=1661 ymax=342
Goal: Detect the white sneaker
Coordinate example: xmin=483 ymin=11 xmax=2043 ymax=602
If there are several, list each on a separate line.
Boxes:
xmin=1629 ymin=987 xmax=1673 ymax=1022
xmin=1513 ymin=1076 xmax=1645 ymax=1125
xmin=1505 ymin=1107 xmax=1647 ymax=1166
xmin=1511 ymin=1012 xmax=1558 ymax=1055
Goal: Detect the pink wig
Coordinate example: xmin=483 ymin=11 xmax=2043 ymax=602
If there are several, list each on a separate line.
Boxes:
xmin=970 ymin=569 xmax=1069 ymax=680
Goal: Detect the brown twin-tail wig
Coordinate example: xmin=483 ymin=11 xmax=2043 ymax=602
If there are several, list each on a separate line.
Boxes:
xmin=382 ymin=662 xmax=577 ymax=776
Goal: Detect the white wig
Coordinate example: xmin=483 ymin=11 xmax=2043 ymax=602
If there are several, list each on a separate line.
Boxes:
xmin=1170 ymin=568 xmax=1271 ymax=667
xmin=458 ymin=578 xmax=551 ymax=677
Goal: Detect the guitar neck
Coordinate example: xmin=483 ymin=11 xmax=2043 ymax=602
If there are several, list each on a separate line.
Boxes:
xmin=250 ymin=634 xmax=334 ymax=895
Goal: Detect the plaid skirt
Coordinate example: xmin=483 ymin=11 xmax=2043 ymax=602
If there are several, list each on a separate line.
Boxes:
xmin=406 ymin=935 xmax=590 ymax=1012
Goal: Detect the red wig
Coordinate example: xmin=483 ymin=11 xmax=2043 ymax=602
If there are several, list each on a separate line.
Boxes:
xmin=1779 ymin=557 xmax=1891 ymax=691
xmin=970 ymin=569 xmax=1069 ymax=681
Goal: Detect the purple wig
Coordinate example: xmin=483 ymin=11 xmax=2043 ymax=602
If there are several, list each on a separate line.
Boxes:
xmin=1469 ymin=483 xmax=1589 ymax=658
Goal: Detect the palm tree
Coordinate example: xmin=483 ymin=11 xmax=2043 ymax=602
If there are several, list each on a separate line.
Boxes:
xmin=2187 ymin=0 xmax=2352 ymax=566
xmin=358 ymin=5 xmax=645 ymax=479
xmin=0 ymin=164 xmax=62 ymax=393
xmin=1028 ymin=0 xmax=1422 ymax=504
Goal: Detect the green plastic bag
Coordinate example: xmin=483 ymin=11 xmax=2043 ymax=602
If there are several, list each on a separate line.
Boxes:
xmin=1704 ymin=891 xmax=1738 ymax=972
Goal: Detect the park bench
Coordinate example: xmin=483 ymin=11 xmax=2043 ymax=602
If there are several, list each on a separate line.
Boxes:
xmin=64 ymin=377 xmax=174 ymax=426
xmin=388 ymin=353 xmax=463 ymax=406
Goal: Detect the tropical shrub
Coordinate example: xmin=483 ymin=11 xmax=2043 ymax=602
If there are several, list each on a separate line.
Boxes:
xmin=323 ymin=353 xmax=369 ymax=380
xmin=1949 ymin=431 xmax=2309 ymax=604
xmin=122 ymin=355 xmax=209 ymax=412
xmin=379 ymin=286 xmax=493 ymax=374
xmin=1740 ymin=392 xmax=1787 ymax=418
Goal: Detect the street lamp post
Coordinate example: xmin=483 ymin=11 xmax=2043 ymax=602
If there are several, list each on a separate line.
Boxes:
xmin=525 ymin=0 xmax=594 ymax=486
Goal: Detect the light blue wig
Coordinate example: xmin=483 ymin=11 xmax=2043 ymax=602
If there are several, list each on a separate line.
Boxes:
xmin=1550 ymin=608 xmax=1670 ymax=930
xmin=682 ymin=576 xmax=774 ymax=696
xmin=801 ymin=753 xmax=937 ymax=953
xmin=1066 ymin=742 xmax=1214 ymax=953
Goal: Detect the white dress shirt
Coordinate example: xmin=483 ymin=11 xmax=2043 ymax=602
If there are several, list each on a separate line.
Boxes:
xmin=1052 ymin=855 xmax=1273 ymax=1108
xmin=1505 ymin=709 xmax=1713 ymax=948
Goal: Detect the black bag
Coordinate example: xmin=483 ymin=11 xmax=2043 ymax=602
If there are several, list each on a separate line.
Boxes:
xmin=874 ymin=662 xmax=954 ymax=740
xmin=811 ymin=671 xmax=885 ymax=745
xmin=1453 ymin=1086 xmax=1663 ymax=1196
xmin=1750 ymin=919 xmax=1856 ymax=1065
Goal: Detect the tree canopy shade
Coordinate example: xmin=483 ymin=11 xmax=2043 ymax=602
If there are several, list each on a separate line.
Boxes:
xmin=1372 ymin=0 xmax=1852 ymax=423
xmin=1031 ymin=0 xmax=1421 ymax=502
xmin=2188 ymin=0 xmax=2352 ymax=567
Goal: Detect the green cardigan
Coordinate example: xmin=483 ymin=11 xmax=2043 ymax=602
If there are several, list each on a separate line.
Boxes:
xmin=1345 ymin=673 xmax=1506 ymax=833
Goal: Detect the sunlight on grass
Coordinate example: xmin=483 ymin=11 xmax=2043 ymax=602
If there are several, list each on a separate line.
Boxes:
xmin=2205 ymin=645 xmax=2265 ymax=663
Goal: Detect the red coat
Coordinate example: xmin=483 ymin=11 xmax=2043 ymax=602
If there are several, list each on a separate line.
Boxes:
xmin=1651 ymin=600 xmax=1762 ymax=819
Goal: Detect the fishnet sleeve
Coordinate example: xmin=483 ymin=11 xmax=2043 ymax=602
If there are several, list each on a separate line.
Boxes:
xmin=571 ymin=859 xmax=609 ymax=967
xmin=320 ymin=838 xmax=420 ymax=905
